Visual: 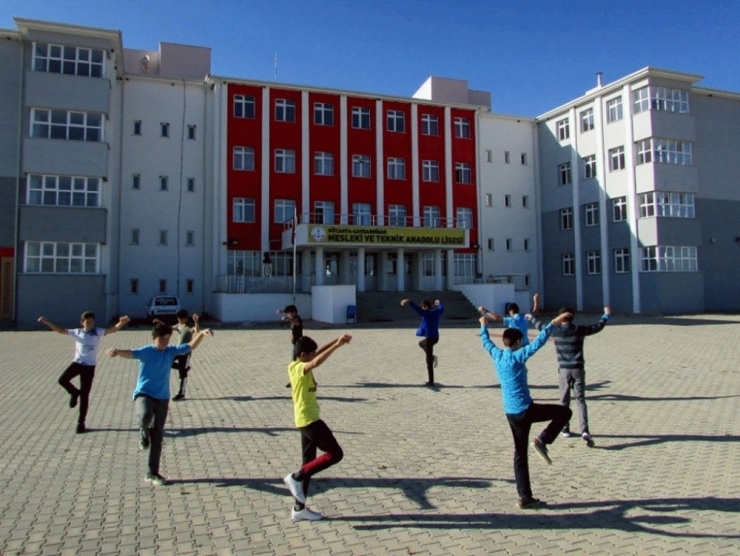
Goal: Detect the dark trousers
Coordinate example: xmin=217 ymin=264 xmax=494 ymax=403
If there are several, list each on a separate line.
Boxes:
xmin=418 ymin=337 xmax=439 ymax=383
xmin=172 ymin=354 xmax=191 ymax=395
xmin=296 ymin=419 xmax=344 ymax=498
xmin=559 ymin=367 xmax=589 ymax=434
xmin=506 ymin=402 xmax=572 ymax=499
xmin=58 ymin=362 xmax=95 ymax=425
xmin=135 ymin=395 xmax=169 ymax=475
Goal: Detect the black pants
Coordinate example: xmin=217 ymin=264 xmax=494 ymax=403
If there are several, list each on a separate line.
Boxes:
xmin=58 ymin=362 xmax=95 ymax=425
xmin=418 ymin=337 xmax=438 ymax=383
xmin=296 ymin=419 xmax=344 ymax=499
xmin=506 ymin=402 xmax=572 ymax=499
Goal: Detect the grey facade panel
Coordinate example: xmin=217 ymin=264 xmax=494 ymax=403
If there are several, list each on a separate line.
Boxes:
xmin=639 ymin=272 xmax=704 ymax=314
xmin=635 ymin=163 xmax=699 ymax=194
xmin=540 ymin=209 xmax=577 ymax=309
xmin=636 ymin=217 xmax=701 ymax=247
xmin=19 ymin=206 xmax=107 ymax=243
xmin=0 ymin=39 xmax=22 ymax=174
xmin=698 ymin=198 xmax=740 ymax=311
xmin=16 ymin=273 xmax=107 ymax=327
xmin=23 ymin=138 xmax=109 ymax=177
xmin=0 ymin=177 xmax=18 ymax=246
xmin=25 ymin=71 xmax=111 ymax=114
xmin=26 ymin=30 xmax=115 ymax=52
xmin=650 ymin=112 xmax=696 ymax=142
xmin=608 ymin=274 xmax=634 ymax=315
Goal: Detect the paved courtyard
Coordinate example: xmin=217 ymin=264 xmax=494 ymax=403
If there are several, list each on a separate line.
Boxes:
xmin=1 ymin=314 xmax=739 ymax=556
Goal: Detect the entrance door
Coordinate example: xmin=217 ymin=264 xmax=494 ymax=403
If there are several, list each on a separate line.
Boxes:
xmin=0 ymin=258 xmax=13 ymax=319
xmin=324 ymin=253 xmax=340 ymax=285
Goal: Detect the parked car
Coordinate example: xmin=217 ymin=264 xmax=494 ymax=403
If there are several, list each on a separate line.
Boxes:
xmin=146 ymin=296 xmax=181 ymax=320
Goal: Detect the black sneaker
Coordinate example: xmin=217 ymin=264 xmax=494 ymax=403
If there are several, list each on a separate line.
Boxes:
xmin=76 ymin=423 xmax=86 ymax=434
xmin=582 ymin=432 xmax=595 ymax=447
xmin=145 ymin=473 xmax=168 ymax=486
xmin=70 ymin=394 xmax=79 ymax=408
xmin=139 ymin=437 xmax=150 ymax=451
xmin=172 ymin=393 xmax=185 ymax=401
xmin=532 ymin=438 xmax=552 ymax=465
xmin=517 ymin=497 xmax=541 ymax=510
xmin=285 ymin=382 xmax=291 ymax=388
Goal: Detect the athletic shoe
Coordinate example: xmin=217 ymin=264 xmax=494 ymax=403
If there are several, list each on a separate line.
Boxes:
xmin=172 ymin=393 xmax=185 ymax=401
xmin=433 ymin=355 xmax=438 ymax=368
xmin=291 ymin=507 xmax=322 ymax=522
xmin=283 ymin=473 xmax=306 ymax=503
xmin=516 ymin=497 xmax=541 ymax=510
xmin=76 ymin=423 xmax=86 ymax=434
xmin=70 ymin=394 xmax=79 ymax=408
xmin=139 ymin=437 xmax=150 ymax=451
xmin=285 ymin=383 xmax=291 ymax=388
xmin=532 ymin=438 xmax=552 ymax=465
xmin=425 ymin=381 xmax=435 ymax=387
xmin=582 ymin=432 xmax=595 ymax=447
xmin=561 ymin=430 xmax=572 ymax=438
xmin=145 ymin=473 xmax=169 ymax=486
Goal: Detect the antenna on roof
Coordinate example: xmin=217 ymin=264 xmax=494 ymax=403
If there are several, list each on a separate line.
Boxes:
xmin=274 ymin=53 xmax=278 ymax=82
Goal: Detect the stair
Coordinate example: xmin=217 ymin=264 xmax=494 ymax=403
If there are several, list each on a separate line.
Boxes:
xmin=355 ymin=291 xmax=478 ymax=323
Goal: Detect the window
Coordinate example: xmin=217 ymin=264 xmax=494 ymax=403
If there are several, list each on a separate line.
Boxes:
xmin=612 ymin=196 xmax=628 ymax=222
xmin=234 ymin=95 xmax=256 ymax=119
xmin=633 ymin=87 xmax=650 ymax=114
xmin=186 ymin=279 xmax=194 ymax=294
xmin=31 ymin=109 xmax=103 ymax=142
xmin=614 ymin=248 xmax=630 ymax=273
xmin=609 ymin=146 xmax=625 ymax=171
xmin=275 ymin=149 xmax=296 ymax=173
xmin=421 ymin=114 xmax=438 ymax=135
xmin=586 ymin=251 xmax=601 ymax=275
xmin=130 ymin=278 xmax=138 ymax=295
xmin=562 ymin=253 xmax=575 ymax=275
xmin=275 ymin=99 xmax=296 ymax=122
xmin=639 ymin=192 xmax=695 ymax=218
xmin=455 ymin=162 xmax=471 ymax=184
xmin=26 ymin=175 xmax=100 ymax=207
xmin=454 ymin=117 xmax=471 ymax=138
xmin=606 ymin=97 xmax=623 ymax=123
xmin=387 ymin=158 xmax=406 ymax=180
xmin=485 ymin=194 xmax=493 ymax=207
xmin=274 ymin=199 xmax=296 ymax=223
xmin=159 ymin=279 xmax=167 ymax=294
xmin=132 ymin=174 xmax=140 ymax=190
xmin=314 ymin=102 xmax=334 ymax=126
xmin=133 ymin=120 xmax=141 ymax=135
xmin=352 ymin=155 xmax=371 ymax=178
xmin=584 ymin=155 xmax=597 ymax=179
xmin=158 ymin=230 xmax=168 ymax=245
xmin=159 ymin=176 xmax=168 ymax=191
xmin=186 ymin=231 xmax=195 ymax=246
xmin=486 ymin=150 xmax=493 ymax=163
xmin=580 ymin=108 xmax=594 ymax=132
xmin=24 ymin=241 xmax=98 ymax=274
xmin=131 ymin=229 xmax=140 ymax=246
xmin=388 ymin=204 xmax=407 ymax=227
xmin=161 ymin=123 xmax=169 ymax=137
xmin=352 ymin=203 xmax=372 ymax=225
xmin=456 ymin=207 xmax=473 ymax=229
xmin=233 ymin=146 xmax=255 ymax=171
xmin=314 ymin=152 xmax=334 ymax=176
xmin=422 ymin=160 xmax=439 ymax=182
xmin=584 ymin=203 xmax=599 ymax=227
xmin=558 ymin=162 xmax=572 ymax=185
xmin=504 ymin=151 xmax=511 ymax=164
xmin=32 ymin=43 xmax=104 ymax=77
xmin=506 ymin=238 xmax=513 ymax=251
xmin=634 ymin=86 xmax=689 ymax=114
xmin=521 ymin=153 xmax=527 ymax=165
xmin=454 ymin=253 xmax=477 ymax=278
xmin=423 ymin=206 xmax=441 ymax=228
xmin=641 ymin=246 xmax=698 ymax=272
xmin=233 ymin=198 xmax=255 ymax=223
xmin=387 ymin=110 xmax=405 ymax=132
xmin=504 ymin=195 xmax=511 ymax=208
xmin=487 ymin=238 xmax=494 ymax=251
xmin=352 ymin=107 xmax=371 ymax=129
xmin=556 ymin=118 xmax=570 ymax=141
xmin=522 ymin=195 xmax=529 ymax=208
xmin=560 ymin=207 xmax=573 ymax=230
xmin=314 ymin=200 xmax=334 ymax=224
xmin=524 ymin=239 xmax=530 ymax=251
xmin=187 ymin=178 xmax=195 ymax=192
xmin=636 ymin=138 xmax=693 ymax=165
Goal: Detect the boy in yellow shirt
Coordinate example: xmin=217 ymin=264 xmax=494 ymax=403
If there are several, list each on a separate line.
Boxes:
xmin=283 ymin=334 xmax=351 ymax=522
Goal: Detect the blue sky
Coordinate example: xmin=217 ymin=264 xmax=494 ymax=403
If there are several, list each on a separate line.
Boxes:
xmin=2 ymin=0 xmax=738 ymax=116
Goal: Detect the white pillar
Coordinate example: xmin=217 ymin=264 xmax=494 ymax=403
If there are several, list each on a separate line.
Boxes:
xmin=396 ymin=247 xmax=405 ymax=292
xmin=315 ymin=247 xmax=325 ymax=286
xmin=434 ymin=249 xmax=443 ymax=291
xmin=357 ymin=247 xmax=366 ymax=292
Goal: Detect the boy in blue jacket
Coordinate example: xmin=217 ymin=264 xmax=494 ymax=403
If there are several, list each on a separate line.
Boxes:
xmin=479 ymin=311 xmax=572 ymax=509
xmin=401 ymin=298 xmax=444 ymax=387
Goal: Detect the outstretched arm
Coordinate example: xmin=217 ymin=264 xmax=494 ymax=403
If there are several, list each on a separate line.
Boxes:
xmin=479 ymin=316 xmax=500 ymax=356
xmin=105 ymin=315 xmax=130 ymax=336
xmin=188 ymin=329 xmax=213 ymax=352
xmin=37 ymin=316 xmax=67 ymax=335
xmin=514 ymin=312 xmax=572 ymax=363
xmin=304 ymin=334 xmax=352 ymax=373
xmin=531 ymin=293 xmax=540 ymax=314
xmin=477 ymin=306 xmax=503 ymax=321
xmin=577 ymin=307 xmax=611 ymax=336
xmin=192 ymin=313 xmax=201 ymax=334
xmin=106 ymin=348 xmax=134 ymax=360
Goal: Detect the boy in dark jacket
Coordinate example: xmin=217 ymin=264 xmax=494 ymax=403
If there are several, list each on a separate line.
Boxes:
xmin=401 ymin=298 xmax=444 ymax=387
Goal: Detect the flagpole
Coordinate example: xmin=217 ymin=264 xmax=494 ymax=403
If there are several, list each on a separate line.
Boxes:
xmin=292 ymin=207 xmax=297 ymax=302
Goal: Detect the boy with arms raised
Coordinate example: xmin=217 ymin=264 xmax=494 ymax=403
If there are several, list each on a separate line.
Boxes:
xmin=479 ymin=311 xmax=572 ymax=509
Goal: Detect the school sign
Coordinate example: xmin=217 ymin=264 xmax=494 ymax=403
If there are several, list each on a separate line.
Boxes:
xmin=306 ymin=225 xmax=467 ymax=248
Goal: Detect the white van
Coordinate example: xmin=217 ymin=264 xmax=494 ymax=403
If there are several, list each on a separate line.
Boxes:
xmin=146 ymin=296 xmax=181 ymax=318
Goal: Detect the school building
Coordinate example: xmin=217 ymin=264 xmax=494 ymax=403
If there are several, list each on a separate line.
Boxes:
xmin=0 ymin=18 xmax=738 ymax=326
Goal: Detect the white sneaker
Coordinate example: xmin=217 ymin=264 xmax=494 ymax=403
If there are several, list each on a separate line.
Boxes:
xmin=291 ymin=507 xmax=322 ymax=522
xmin=582 ymin=432 xmax=595 ymax=448
xmin=433 ymin=355 xmax=438 ymax=368
xmin=283 ymin=473 xmax=306 ymax=503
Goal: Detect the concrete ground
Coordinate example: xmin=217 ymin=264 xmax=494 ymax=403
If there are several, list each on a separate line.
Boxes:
xmin=1 ymin=314 xmax=739 ymax=555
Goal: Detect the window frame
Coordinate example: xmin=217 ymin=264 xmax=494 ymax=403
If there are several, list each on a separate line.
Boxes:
xmin=606 ymin=97 xmax=623 ymax=123
xmin=24 ymin=241 xmax=99 ymax=274
xmin=584 ymin=203 xmax=599 ymax=227
xmin=32 ymin=42 xmax=105 ymax=78
xmin=352 ymin=154 xmax=371 ymax=178
xmin=275 ymin=149 xmax=296 ymax=173
xmin=586 ymin=250 xmax=601 ymax=275
xmin=580 ymin=108 xmax=594 ymax=132
xmin=234 ymin=95 xmax=256 ymax=119
xmin=274 ymin=199 xmax=296 ymax=224
xmin=455 ymin=162 xmax=471 ymax=184
xmin=421 ymin=114 xmax=438 ymax=136
xmin=612 ymin=196 xmax=628 ymax=222
xmin=31 ymin=108 xmax=104 ymax=142
xmin=352 ymin=106 xmax=371 ymax=129
xmin=556 ymin=117 xmax=570 ymax=141
xmin=275 ymin=98 xmax=296 ymax=122
xmin=387 ymin=157 xmax=406 ymax=180
xmin=422 ymin=160 xmax=440 ymax=182
xmin=233 ymin=197 xmax=256 ymax=223
xmin=387 ymin=110 xmax=405 ymax=133
xmin=558 ymin=162 xmax=572 ymax=185
xmin=614 ymin=248 xmax=631 ymax=273
xmin=313 ymin=102 xmax=334 ymax=126
xmin=454 ymin=116 xmax=471 ymax=139
xmin=562 ymin=253 xmax=575 ymax=276
xmin=314 ymin=151 xmax=334 ymax=176
xmin=233 ymin=146 xmax=255 ymax=171
xmin=560 ymin=207 xmax=573 ymax=230
xmin=583 ymin=155 xmax=597 ymax=179
xmin=26 ymin=174 xmax=101 ymax=208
